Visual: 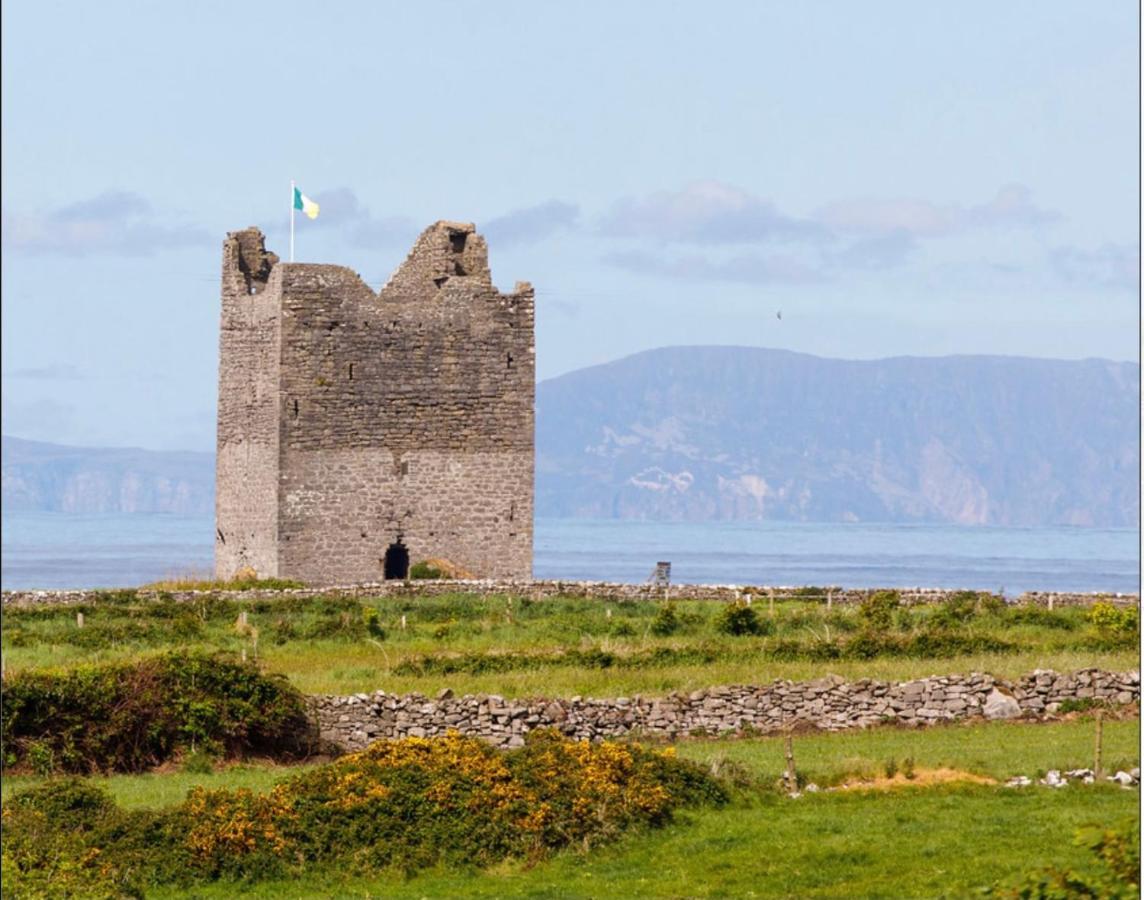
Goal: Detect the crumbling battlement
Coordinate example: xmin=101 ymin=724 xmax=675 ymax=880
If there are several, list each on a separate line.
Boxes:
xmin=215 ymin=221 xmax=535 ymax=585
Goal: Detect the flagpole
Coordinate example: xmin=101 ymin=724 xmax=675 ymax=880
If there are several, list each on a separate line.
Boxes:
xmin=289 ymin=180 xmax=296 ymax=263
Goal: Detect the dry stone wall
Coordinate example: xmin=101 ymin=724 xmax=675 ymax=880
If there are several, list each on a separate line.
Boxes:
xmin=2 ymin=581 xmax=1137 ymax=608
xmin=311 ymin=668 xmax=1140 ymax=752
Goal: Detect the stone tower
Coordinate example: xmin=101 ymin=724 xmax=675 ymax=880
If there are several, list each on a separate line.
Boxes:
xmin=215 ymin=221 xmax=534 ymax=584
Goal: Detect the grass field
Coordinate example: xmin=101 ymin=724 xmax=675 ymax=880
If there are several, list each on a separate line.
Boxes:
xmin=5 ymin=718 xmax=1135 ymax=898
xmin=2 ymin=592 xmax=1136 ymax=696
xmin=3 ymin=717 xmax=1136 ymax=807
xmin=140 ymin=787 xmax=1137 ymax=899
xmin=3 ymin=592 xmax=1138 ymax=897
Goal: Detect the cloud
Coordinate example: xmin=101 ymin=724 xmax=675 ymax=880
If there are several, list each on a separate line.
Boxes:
xmin=603 ymin=249 xmax=822 ymax=284
xmin=483 ymin=200 xmax=579 ymax=247
xmin=823 ymin=231 xmax=918 ymax=271
xmin=600 ymin=180 xmax=824 ymax=245
xmin=814 ymin=184 xmax=1059 ymax=238
xmin=1050 ymin=243 xmax=1139 ymax=290
xmin=309 ymin=187 xmax=419 ymax=248
xmin=967 ymin=184 xmax=1061 ymax=228
xmin=1 ymin=191 xmax=211 ymax=256
xmin=2 ymin=364 xmax=84 ymax=381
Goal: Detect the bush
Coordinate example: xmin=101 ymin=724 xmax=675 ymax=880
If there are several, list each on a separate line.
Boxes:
xmin=1 ymin=652 xmax=314 ymax=773
xmin=2 ymin=732 xmax=728 ymax=894
xmin=410 ymin=561 xmax=445 ymax=580
xmin=363 ymin=607 xmax=386 ymax=639
xmin=715 ymin=600 xmax=769 ymax=636
xmin=991 ymin=821 xmax=1139 ymax=898
xmin=1087 ymin=602 xmax=1139 ymax=634
xmin=650 ymin=603 xmax=680 ymax=636
xmin=859 ymin=591 xmax=901 ymax=630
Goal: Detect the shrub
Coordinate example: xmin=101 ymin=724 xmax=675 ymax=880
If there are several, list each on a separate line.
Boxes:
xmin=991 ymin=821 xmax=1139 ymax=898
xmin=650 ymin=603 xmax=680 ymax=636
xmin=1005 ymin=605 xmax=1078 ymax=630
xmin=410 ymin=561 xmax=445 ymax=579
xmin=363 ymin=607 xmax=386 ymax=639
xmin=2 ymin=732 xmax=728 ymax=894
xmin=859 ymin=591 xmax=901 ymax=630
xmin=715 ymin=600 xmax=769 ymax=636
xmin=1 ymin=652 xmax=314 ymax=773
xmin=1088 ymin=601 xmax=1139 ymax=634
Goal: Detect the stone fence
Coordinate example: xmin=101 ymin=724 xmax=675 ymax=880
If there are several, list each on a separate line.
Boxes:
xmin=311 ymin=668 xmax=1139 ymax=752
xmin=3 ymin=581 xmax=1138 ymax=608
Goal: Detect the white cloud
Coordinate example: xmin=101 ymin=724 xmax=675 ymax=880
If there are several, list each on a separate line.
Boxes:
xmin=814 ymin=183 xmax=1059 ymax=238
xmin=600 ymin=180 xmax=824 ymax=245
xmin=1 ymin=191 xmax=211 ymax=256
xmin=1050 ymin=243 xmax=1139 ymax=290
xmin=483 ymin=200 xmax=579 ymax=247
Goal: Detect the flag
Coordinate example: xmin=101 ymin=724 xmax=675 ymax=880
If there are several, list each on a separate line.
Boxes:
xmin=293 ymin=187 xmax=319 ymax=220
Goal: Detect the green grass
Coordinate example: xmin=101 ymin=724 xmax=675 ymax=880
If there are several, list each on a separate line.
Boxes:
xmin=0 ymin=761 xmax=322 ymax=808
xmin=4 ymin=718 xmax=1137 ymax=898
xmin=4 ymin=717 xmax=1135 ymax=808
xmin=3 ymin=593 xmax=1136 ymax=697
xmin=142 ymin=787 xmax=1138 ymax=899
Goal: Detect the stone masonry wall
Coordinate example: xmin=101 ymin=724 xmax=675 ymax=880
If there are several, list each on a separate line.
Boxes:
xmin=215 ymin=230 xmax=282 ymax=578
xmin=312 ymin=668 xmax=1140 ymax=752
xmin=3 ymin=581 xmax=1138 ymax=608
xmin=214 ymin=220 xmax=535 ymax=584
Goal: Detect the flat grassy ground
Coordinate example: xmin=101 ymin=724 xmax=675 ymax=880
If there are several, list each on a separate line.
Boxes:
xmin=142 ymin=787 xmax=1137 ymax=899
xmin=4 ymin=592 xmax=1138 ymax=897
xmin=2 ymin=592 xmax=1136 ymax=697
xmin=6 ymin=718 xmax=1132 ymax=899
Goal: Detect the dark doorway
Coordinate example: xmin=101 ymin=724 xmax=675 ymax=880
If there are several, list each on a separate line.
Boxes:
xmin=383 ymin=540 xmax=410 ymax=580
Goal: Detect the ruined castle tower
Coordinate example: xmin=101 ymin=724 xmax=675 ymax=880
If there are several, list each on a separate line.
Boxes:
xmin=215 ymin=221 xmax=534 ymax=584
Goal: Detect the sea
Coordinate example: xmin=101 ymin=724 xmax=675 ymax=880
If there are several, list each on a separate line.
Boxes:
xmin=1 ymin=512 xmax=1139 ymax=596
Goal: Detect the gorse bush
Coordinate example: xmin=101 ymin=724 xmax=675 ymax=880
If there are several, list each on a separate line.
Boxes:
xmin=990 ymin=821 xmax=1140 ymax=899
xmin=1 ymin=732 xmax=728 ymax=895
xmin=650 ymin=603 xmax=680 ymax=636
xmin=859 ymin=591 xmax=901 ymax=630
xmin=1 ymin=652 xmax=314 ymax=773
xmin=1087 ymin=602 xmax=1139 ymax=634
xmin=716 ymin=600 xmax=769 ymax=636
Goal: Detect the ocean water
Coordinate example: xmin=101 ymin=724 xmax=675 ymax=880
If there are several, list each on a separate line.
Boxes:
xmin=1 ymin=512 xmax=1138 ymax=595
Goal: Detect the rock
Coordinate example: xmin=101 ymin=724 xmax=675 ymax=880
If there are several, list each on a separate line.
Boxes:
xmin=1108 ymin=771 xmax=1136 ymax=786
xmin=983 ymin=688 xmax=1021 ymax=720
xmin=1005 ymin=776 xmax=1032 ymax=787
xmin=1040 ymin=770 xmax=1067 ymax=788
xmin=436 ymin=688 xmax=454 ymax=700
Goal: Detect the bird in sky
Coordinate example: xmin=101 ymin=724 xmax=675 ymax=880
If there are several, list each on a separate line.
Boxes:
xmin=776 ymin=310 xmax=782 ymax=321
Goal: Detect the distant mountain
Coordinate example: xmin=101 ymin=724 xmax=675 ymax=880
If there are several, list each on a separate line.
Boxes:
xmin=536 ymin=347 xmax=1140 ymax=526
xmin=1 ymin=436 xmax=213 ymax=515
xmin=4 ymin=347 xmax=1139 ymax=525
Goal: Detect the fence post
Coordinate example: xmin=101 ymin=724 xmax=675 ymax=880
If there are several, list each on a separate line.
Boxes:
xmin=784 ymin=731 xmax=798 ymax=795
xmin=1094 ymin=711 xmax=1104 ymax=779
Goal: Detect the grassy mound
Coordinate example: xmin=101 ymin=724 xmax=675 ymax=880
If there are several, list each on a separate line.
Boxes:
xmin=1 ymin=731 xmax=727 ymax=896
xmin=1 ymin=652 xmax=314 ymax=774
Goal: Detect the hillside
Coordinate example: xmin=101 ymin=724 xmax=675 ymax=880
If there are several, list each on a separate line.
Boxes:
xmin=536 ymin=347 xmax=1139 ymax=526
xmin=0 ymin=435 xmax=213 ymax=515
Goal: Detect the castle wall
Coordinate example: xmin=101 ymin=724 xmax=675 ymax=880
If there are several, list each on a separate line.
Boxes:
xmin=215 ymin=231 xmax=282 ymax=578
xmin=274 ymin=241 xmax=534 ymax=583
xmin=216 ymin=221 xmax=535 ymax=585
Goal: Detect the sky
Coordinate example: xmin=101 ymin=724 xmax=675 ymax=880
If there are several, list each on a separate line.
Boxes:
xmin=1 ymin=1 xmax=1139 ymax=451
